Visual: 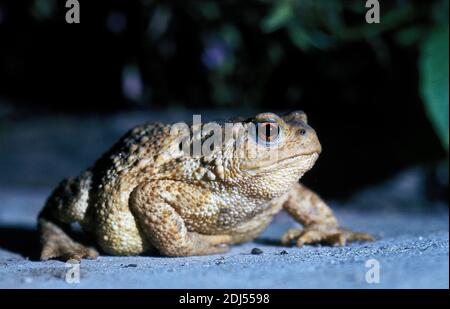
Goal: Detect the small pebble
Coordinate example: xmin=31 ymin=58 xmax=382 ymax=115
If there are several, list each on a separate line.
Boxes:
xmin=279 ymin=250 xmax=288 ymax=255
xmin=215 ymin=256 xmax=226 ymax=265
xmin=123 ymin=263 xmax=137 ymax=268
xmin=251 ymin=248 xmax=263 ymax=255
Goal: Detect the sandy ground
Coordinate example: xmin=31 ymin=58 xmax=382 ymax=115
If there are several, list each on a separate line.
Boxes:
xmin=0 ymin=171 xmax=448 ymax=288
xmin=0 ymin=110 xmax=448 ymax=288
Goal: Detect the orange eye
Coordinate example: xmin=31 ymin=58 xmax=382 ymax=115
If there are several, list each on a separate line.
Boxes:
xmin=257 ymin=121 xmax=280 ymax=144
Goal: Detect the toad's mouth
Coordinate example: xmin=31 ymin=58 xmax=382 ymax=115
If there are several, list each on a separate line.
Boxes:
xmin=240 ymin=152 xmax=319 ymax=172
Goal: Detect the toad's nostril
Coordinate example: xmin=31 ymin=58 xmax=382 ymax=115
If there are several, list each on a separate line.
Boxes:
xmin=299 ymin=129 xmax=306 ymax=136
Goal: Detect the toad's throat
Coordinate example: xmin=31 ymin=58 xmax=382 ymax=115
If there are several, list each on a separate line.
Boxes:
xmin=240 ymin=152 xmax=319 ymax=171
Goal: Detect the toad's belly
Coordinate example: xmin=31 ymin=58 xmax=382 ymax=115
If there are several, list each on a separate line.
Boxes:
xmin=182 ymin=194 xmax=284 ymax=239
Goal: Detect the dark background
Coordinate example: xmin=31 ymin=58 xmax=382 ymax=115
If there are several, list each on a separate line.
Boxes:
xmin=0 ymin=0 xmax=448 ymax=199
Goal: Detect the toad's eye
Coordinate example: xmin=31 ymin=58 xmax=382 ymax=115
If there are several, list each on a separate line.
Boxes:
xmin=254 ymin=120 xmax=281 ymax=145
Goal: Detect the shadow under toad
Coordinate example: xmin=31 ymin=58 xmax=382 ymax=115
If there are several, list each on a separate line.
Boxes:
xmin=0 ymin=226 xmax=165 ymax=261
xmin=254 ymin=238 xmax=286 ymax=247
xmin=0 ymin=227 xmax=288 ymax=261
xmin=0 ymin=226 xmax=100 ymax=261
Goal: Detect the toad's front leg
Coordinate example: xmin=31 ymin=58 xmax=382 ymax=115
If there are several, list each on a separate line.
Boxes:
xmin=129 ymin=182 xmax=232 ymax=257
xmin=281 ymin=183 xmax=374 ymax=247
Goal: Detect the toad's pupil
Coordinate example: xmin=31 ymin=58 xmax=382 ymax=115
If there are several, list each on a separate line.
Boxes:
xmin=265 ymin=125 xmax=271 ymax=137
xmin=260 ymin=123 xmax=278 ymax=141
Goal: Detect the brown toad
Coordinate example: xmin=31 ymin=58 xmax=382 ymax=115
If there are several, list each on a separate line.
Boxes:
xmin=38 ymin=111 xmax=373 ymax=260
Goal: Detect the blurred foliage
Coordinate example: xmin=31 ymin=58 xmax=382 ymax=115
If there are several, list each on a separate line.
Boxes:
xmin=0 ymin=0 xmax=448 ymax=150
xmin=420 ymin=0 xmax=449 ymax=151
xmin=155 ymin=0 xmax=422 ymax=106
xmin=143 ymin=0 xmax=449 ymax=147
xmin=0 ymin=0 xmax=447 ymax=195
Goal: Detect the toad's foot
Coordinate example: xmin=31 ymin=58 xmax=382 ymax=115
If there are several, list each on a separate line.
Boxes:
xmin=39 ymin=219 xmax=98 ymax=261
xmin=281 ymin=225 xmax=374 ymax=247
xmin=41 ymin=239 xmax=98 ymax=261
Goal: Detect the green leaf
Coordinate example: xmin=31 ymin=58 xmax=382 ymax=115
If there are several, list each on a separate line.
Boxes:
xmin=420 ymin=25 xmax=449 ymax=151
xmin=287 ymin=22 xmax=331 ymax=50
xmin=261 ymin=1 xmax=294 ymax=33
xmin=287 ymin=23 xmax=312 ymax=50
